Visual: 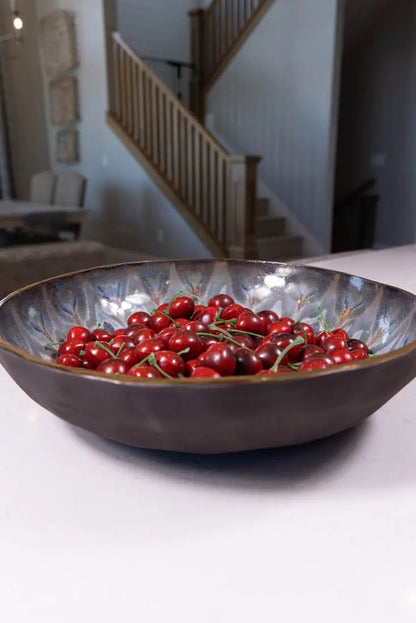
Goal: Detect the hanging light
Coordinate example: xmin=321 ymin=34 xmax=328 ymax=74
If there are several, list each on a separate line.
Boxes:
xmin=12 ymin=13 xmax=23 ymax=31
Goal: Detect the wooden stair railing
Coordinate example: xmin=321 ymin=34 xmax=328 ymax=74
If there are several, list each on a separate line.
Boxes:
xmin=189 ymin=0 xmax=274 ymax=119
xmin=107 ymin=32 xmax=260 ymax=259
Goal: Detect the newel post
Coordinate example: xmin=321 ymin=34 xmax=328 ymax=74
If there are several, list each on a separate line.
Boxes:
xmin=226 ymin=155 xmax=261 ymax=259
xmin=188 ymin=9 xmax=206 ymax=121
xmin=102 ymin=0 xmax=117 ymax=113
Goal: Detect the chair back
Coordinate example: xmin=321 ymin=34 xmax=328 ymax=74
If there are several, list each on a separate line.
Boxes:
xmin=30 ymin=171 xmax=55 ymax=204
xmin=54 ymin=172 xmax=87 ymax=207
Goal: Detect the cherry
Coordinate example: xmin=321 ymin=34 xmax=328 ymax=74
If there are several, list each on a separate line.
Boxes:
xmin=185 ymin=320 xmax=210 ymax=334
xmin=348 ymin=338 xmax=369 ymax=354
xmin=66 ymin=325 xmax=92 ymax=343
xmin=110 ymin=336 xmax=136 ymax=354
xmin=329 ymin=328 xmax=349 ymax=342
xmin=157 ymin=326 xmax=178 ymax=347
xmin=220 ymin=303 xmax=246 ymax=320
xmin=193 ymin=306 xmax=220 ymax=325
xmin=124 ymin=323 xmax=148 ymax=340
xmin=56 ymin=353 xmax=83 ymax=367
xmin=168 ymin=296 xmax=195 ymax=319
xmin=257 ymin=309 xmax=279 ymax=330
xmin=112 ymin=328 xmax=128 ymax=338
xmin=198 ymin=343 xmax=236 ymax=376
xmin=97 ymin=358 xmax=128 ymax=375
xmin=299 ymin=357 xmax=335 ymax=371
xmin=135 ymin=328 xmax=157 ymax=344
xmin=330 ymin=348 xmax=355 ymax=365
xmin=58 ymin=339 xmax=85 ymax=357
xmin=127 ymin=364 xmax=162 ymax=379
xmin=191 ymin=367 xmax=221 ymax=378
xmin=83 ymin=341 xmax=114 ymax=368
xmin=208 ymin=293 xmax=234 ymax=308
xmin=168 ymin=330 xmax=204 ymax=360
xmin=127 ymin=311 xmax=151 ymax=326
xmin=234 ymin=348 xmax=263 ymax=375
xmin=186 ymin=358 xmax=204 ymax=375
xmin=292 ymin=322 xmax=315 ymax=344
xmin=118 ymin=348 xmax=141 ymax=368
xmin=92 ymin=328 xmax=112 ymax=342
xmin=322 ymin=335 xmax=347 ymax=351
xmin=350 ymin=348 xmax=369 ymax=361
xmin=264 ymin=333 xmax=303 ymax=362
xmin=135 ymin=339 xmax=165 ymax=358
xmin=154 ymin=351 xmax=185 ymax=377
xmin=255 ymin=343 xmax=282 ymax=369
xmin=267 ymin=319 xmax=293 ymax=335
xmin=225 ymin=334 xmax=255 ymax=352
xmin=299 ymin=344 xmax=326 ymax=360
xmin=149 ymin=304 xmax=171 ymax=331
xmin=235 ymin=311 xmax=266 ymax=335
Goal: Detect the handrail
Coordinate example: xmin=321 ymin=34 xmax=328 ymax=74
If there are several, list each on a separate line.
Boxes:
xmin=109 ymin=32 xmax=260 ymax=258
xmin=335 ymin=178 xmax=377 ymax=208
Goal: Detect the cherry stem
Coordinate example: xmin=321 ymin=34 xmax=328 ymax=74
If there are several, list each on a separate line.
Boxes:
xmin=208 ymin=325 xmax=249 ymax=348
xmin=196 ymin=331 xmax=222 ymax=341
xmin=317 ymin=306 xmax=332 ymax=333
xmin=116 ymin=342 xmax=126 ymax=358
xmin=94 ymin=341 xmax=116 ymax=359
xmin=166 ymin=289 xmax=184 ymax=314
xmin=44 ymin=341 xmax=64 ymax=350
xmin=147 ymin=353 xmax=174 ymax=379
xmin=177 ymin=347 xmax=191 ymax=356
xmin=294 ymin=321 xmax=308 ymax=344
xmin=270 ymin=336 xmax=304 ymax=371
xmin=228 ymin=327 xmax=264 ymax=338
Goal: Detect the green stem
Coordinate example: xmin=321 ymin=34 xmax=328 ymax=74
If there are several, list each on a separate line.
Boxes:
xmin=94 ymin=341 xmax=116 ymax=359
xmin=147 ymin=353 xmax=174 ymax=379
xmin=317 ymin=306 xmax=332 ymax=333
xmin=166 ymin=289 xmax=184 ymax=315
xmin=116 ymin=342 xmax=126 ymax=358
xmin=294 ymin=321 xmax=308 ymax=344
xmin=270 ymin=336 xmax=304 ymax=372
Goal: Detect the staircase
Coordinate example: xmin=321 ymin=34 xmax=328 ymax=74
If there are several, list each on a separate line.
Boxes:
xmin=104 ymin=2 xmax=303 ymax=260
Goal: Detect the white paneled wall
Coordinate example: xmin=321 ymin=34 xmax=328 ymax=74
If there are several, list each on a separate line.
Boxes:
xmin=206 ymin=0 xmax=344 ymax=253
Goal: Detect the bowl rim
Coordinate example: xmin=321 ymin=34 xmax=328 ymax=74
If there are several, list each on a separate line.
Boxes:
xmin=0 ymin=257 xmax=415 ymax=386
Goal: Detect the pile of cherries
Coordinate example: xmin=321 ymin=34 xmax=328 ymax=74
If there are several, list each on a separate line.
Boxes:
xmin=49 ymin=292 xmax=372 ymax=379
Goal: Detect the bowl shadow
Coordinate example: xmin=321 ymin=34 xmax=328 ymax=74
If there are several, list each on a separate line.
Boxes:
xmin=70 ymin=419 xmax=372 ymax=493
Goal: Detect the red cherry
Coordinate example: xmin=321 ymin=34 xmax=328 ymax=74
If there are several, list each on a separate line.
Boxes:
xmin=322 ymin=335 xmax=347 ymax=351
xmin=83 ymin=341 xmax=114 ymax=368
xmin=299 ymin=344 xmax=326 ymax=360
xmin=110 ymin=336 xmax=136 ymax=354
xmin=97 ymin=358 xmax=128 ymax=375
xmin=235 ymin=311 xmax=266 ymax=335
xmin=330 ymin=348 xmax=355 ymax=365
xmin=66 ymin=325 xmax=92 ymax=343
xmin=56 ymin=353 xmax=83 ymax=367
xmin=135 ymin=328 xmax=157 ymax=344
xmin=254 ymin=343 xmax=281 ymax=369
xmin=185 ymin=320 xmax=209 ymax=334
xmin=329 ymin=328 xmax=349 ymax=342
xmin=127 ymin=311 xmax=151 ymax=326
xmin=118 ymin=348 xmax=141 ymax=368
xmin=168 ymin=296 xmax=195 ymax=319
xmin=350 ymin=348 xmax=369 ymax=361
xmin=299 ymin=356 xmax=335 ymax=371
xmin=168 ymin=330 xmax=204 ymax=360
xmin=267 ymin=319 xmax=293 ymax=335
xmin=149 ymin=304 xmax=171 ymax=331
xmin=193 ymin=306 xmax=220 ymax=325
xmin=191 ymin=367 xmax=221 ymax=378
xmin=127 ymin=365 xmax=162 ymax=379
xmin=198 ymin=343 xmax=236 ymax=376
xmin=348 ymin=338 xmax=369 ymax=354
xmin=220 ymin=303 xmax=246 ymax=320
xmin=157 ymin=326 xmax=178 ymax=347
xmin=185 ymin=359 xmax=204 ymax=375
xmin=154 ymin=351 xmax=185 ymax=377
xmin=124 ymin=323 xmax=148 ymax=340
xmin=58 ymin=339 xmax=85 ymax=357
xmin=234 ymin=348 xmax=263 ymax=375
xmin=92 ymin=328 xmax=112 ymax=342
xmin=257 ymin=309 xmax=279 ymax=330
xmin=225 ymin=334 xmax=255 ymax=352
xmin=292 ymin=322 xmax=315 ymax=345
xmin=135 ymin=339 xmax=165 ymax=358
xmin=208 ymin=294 xmax=234 ymax=308
xmin=112 ymin=328 xmax=129 ymax=338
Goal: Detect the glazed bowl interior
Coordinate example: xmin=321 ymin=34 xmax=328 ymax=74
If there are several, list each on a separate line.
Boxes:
xmin=0 ymin=259 xmax=415 ymax=454
xmin=0 ymin=259 xmax=414 ymax=364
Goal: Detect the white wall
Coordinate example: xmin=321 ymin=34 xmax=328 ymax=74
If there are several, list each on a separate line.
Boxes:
xmin=336 ymin=0 xmax=416 ymax=247
xmin=0 ymin=0 xmax=50 ymax=199
xmin=206 ymin=0 xmax=344 ymax=253
xmin=34 ymin=0 xmax=211 ymax=258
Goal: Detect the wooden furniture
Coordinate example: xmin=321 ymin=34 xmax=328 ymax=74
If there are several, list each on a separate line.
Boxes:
xmin=0 ymin=200 xmax=86 ymax=241
xmin=108 ymin=32 xmax=260 ymax=259
xmin=30 ymin=170 xmax=56 ymax=204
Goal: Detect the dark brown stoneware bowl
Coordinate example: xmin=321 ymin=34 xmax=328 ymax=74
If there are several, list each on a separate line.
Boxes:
xmin=0 ymin=260 xmax=415 ymax=454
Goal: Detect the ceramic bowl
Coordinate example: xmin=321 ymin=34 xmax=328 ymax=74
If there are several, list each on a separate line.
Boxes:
xmin=0 ymin=259 xmax=415 ymax=454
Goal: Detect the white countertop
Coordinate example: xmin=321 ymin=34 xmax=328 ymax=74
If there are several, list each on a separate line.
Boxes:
xmin=1 ymin=245 xmax=416 ymax=622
